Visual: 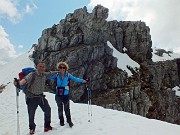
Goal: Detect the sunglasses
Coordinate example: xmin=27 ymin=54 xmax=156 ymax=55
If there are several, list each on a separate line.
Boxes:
xmin=58 ymin=66 xmax=66 ymax=69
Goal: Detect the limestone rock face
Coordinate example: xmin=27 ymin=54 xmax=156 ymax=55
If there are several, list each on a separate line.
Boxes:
xmin=32 ymin=5 xmax=180 ymax=124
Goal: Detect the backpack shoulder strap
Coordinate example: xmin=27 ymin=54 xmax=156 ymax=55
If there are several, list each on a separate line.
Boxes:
xmin=27 ymin=72 xmax=36 ymax=90
xmin=66 ymin=72 xmax=71 ymax=87
xmin=56 ymin=72 xmax=59 ymax=78
xmin=55 ymin=73 xmax=59 ymax=87
xmin=66 ymin=72 xmax=70 ymax=80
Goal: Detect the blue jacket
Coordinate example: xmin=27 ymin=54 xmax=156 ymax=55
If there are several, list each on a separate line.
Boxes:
xmin=48 ymin=72 xmax=84 ymax=95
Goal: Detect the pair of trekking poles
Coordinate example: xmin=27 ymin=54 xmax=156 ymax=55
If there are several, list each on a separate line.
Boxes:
xmin=85 ymin=80 xmax=92 ymax=123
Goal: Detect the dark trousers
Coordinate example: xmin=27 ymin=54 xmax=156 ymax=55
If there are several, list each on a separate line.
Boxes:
xmin=26 ymin=96 xmax=51 ymax=130
xmin=55 ymin=95 xmax=72 ymax=123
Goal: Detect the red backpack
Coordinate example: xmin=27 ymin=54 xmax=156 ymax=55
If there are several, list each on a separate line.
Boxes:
xmin=18 ymin=67 xmax=36 ymax=91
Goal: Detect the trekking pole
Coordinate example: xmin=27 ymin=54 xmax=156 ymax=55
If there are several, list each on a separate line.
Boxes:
xmin=86 ymin=80 xmax=92 ymax=122
xmin=89 ymin=87 xmax=92 ymax=122
xmin=14 ymin=78 xmax=20 ymax=135
xmin=86 ymin=83 xmax=90 ymax=122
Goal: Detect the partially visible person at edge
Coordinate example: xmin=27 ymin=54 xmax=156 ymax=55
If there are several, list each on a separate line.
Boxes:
xmin=14 ymin=61 xmax=58 ymax=134
xmin=48 ymin=62 xmax=88 ymax=128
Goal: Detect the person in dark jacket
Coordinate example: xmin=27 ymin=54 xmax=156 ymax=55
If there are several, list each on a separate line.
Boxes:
xmin=49 ymin=62 xmax=87 ymax=127
xmin=14 ymin=61 xmax=58 ymax=134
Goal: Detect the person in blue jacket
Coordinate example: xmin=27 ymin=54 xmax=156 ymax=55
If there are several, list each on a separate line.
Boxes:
xmin=49 ymin=62 xmax=87 ymax=127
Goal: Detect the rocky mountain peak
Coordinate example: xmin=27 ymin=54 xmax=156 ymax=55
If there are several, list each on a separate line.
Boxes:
xmin=32 ymin=5 xmax=180 ymax=125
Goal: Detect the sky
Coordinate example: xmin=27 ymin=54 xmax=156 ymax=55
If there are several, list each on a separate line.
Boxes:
xmin=0 ymin=49 xmax=180 ymax=135
xmin=0 ymin=0 xmax=180 ymax=65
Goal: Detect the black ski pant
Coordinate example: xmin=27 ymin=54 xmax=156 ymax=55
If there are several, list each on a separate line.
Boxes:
xmin=26 ymin=96 xmax=51 ymax=130
xmin=55 ymin=95 xmax=72 ymax=123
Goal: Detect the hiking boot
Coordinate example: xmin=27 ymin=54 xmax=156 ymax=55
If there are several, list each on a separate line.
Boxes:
xmin=44 ymin=126 xmax=53 ymax=132
xmin=60 ymin=121 xmax=65 ymax=126
xmin=68 ymin=121 xmax=74 ymax=128
xmin=29 ymin=129 xmax=35 ymax=134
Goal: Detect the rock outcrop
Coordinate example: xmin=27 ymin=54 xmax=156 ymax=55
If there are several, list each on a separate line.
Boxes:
xmin=32 ymin=5 xmax=180 ymax=124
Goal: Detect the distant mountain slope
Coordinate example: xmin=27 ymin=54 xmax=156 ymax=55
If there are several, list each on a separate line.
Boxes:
xmin=0 ymin=49 xmax=34 ymax=85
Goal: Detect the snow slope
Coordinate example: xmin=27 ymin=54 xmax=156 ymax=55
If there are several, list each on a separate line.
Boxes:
xmin=0 ymin=49 xmax=180 ymax=135
xmin=107 ymin=41 xmax=140 ymax=76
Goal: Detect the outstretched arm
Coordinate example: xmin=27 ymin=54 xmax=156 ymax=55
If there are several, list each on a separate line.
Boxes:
xmin=45 ymin=71 xmax=59 ymax=78
xmin=69 ymin=74 xmax=88 ymax=83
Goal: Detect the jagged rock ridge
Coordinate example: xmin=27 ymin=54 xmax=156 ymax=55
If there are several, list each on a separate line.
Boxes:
xmin=32 ymin=5 xmax=180 ymax=124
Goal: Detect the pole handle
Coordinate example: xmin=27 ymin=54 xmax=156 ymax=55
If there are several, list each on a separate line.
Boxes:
xmin=14 ymin=78 xmax=20 ymax=89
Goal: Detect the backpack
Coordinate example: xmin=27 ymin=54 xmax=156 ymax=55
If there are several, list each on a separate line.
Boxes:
xmin=18 ymin=67 xmax=36 ymax=92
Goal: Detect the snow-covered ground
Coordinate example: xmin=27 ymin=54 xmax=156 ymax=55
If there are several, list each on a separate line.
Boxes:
xmin=0 ymin=48 xmax=180 ymax=135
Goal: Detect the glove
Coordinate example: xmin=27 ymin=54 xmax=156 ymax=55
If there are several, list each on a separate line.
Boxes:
xmin=14 ymin=80 xmax=18 ymax=86
xmin=14 ymin=78 xmax=20 ymax=89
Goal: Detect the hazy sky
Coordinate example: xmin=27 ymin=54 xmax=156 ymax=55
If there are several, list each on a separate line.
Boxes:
xmin=0 ymin=0 xmax=179 ymax=65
